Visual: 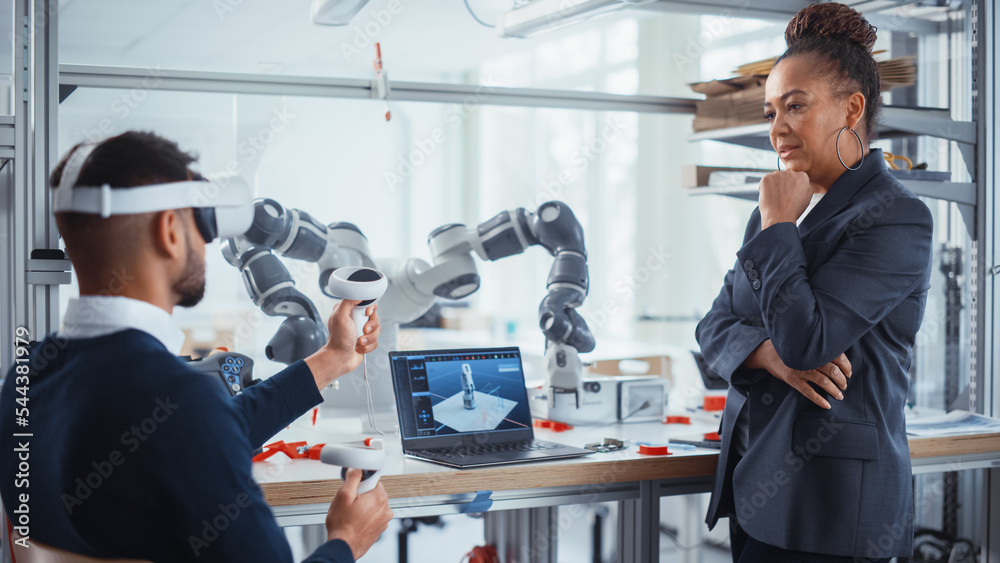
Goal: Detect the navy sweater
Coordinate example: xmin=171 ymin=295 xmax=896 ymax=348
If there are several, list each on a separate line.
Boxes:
xmin=0 ymin=329 xmax=353 ymax=562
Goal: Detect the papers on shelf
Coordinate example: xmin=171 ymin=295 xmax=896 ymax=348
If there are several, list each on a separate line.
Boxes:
xmin=707 ymin=171 xmax=765 ymax=189
xmin=905 ymin=410 xmax=1000 ymax=437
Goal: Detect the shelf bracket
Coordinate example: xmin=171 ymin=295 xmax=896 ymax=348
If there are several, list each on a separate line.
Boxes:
xmin=958 ymin=141 xmax=976 ymax=180
xmin=958 ymin=204 xmax=976 ymax=239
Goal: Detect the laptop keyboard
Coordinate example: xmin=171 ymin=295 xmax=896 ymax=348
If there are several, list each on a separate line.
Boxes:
xmin=417 ymin=440 xmax=563 ymax=459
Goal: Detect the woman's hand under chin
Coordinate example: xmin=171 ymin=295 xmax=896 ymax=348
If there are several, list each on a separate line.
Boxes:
xmin=758 ymin=169 xmax=814 ymax=230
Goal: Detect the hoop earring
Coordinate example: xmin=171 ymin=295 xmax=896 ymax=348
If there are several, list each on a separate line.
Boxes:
xmin=776 ymin=155 xmax=783 ymax=171
xmin=836 ymin=127 xmax=865 ymax=171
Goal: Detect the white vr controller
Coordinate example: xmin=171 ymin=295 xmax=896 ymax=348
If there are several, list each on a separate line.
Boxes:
xmin=319 ymin=439 xmax=385 ymax=494
xmin=325 ymin=267 xmax=388 ymax=338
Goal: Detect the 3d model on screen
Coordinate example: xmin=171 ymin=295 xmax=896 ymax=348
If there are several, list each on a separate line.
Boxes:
xmin=461 ymin=363 xmax=476 ymax=410
xmin=427 ymin=360 xmax=513 ymax=433
xmin=222 ymin=199 xmax=594 ymax=407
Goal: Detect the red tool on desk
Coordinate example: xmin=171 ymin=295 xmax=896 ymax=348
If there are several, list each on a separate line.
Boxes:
xmin=253 ymin=440 xmax=325 ymax=462
xmin=637 ymin=444 xmax=672 ymax=456
xmin=533 ymin=419 xmax=574 ymax=432
xmin=253 ymin=438 xmax=382 ymax=462
xmin=703 ymin=395 xmax=726 ymax=411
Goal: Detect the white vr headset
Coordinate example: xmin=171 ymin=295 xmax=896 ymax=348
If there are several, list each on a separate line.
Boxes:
xmin=51 ymin=143 xmax=254 ymax=242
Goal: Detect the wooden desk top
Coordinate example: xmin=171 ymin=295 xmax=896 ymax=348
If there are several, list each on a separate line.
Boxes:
xmin=255 ymin=419 xmax=1000 ymax=508
xmin=909 ymin=431 xmax=1000 ymax=459
xmin=256 ymin=420 xmax=720 ymax=507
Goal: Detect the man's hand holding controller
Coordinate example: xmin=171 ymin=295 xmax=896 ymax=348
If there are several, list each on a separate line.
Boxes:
xmin=308 ymin=267 xmax=392 ymax=557
xmin=326 ymin=468 xmax=393 ymax=559
xmin=304 ymin=299 xmax=383 ymax=391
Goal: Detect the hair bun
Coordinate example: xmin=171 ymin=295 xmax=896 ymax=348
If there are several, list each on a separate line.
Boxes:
xmin=785 ymin=3 xmax=877 ymax=52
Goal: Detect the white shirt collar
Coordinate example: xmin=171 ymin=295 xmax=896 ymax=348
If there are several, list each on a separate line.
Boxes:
xmin=796 ymin=193 xmax=826 ymax=226
xmin=59 ymin=296 xmax=186 ymax=354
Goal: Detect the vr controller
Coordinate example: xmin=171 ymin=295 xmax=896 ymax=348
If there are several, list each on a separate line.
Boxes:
xmin=186 ymin=351 xmax=259 ymax=397
xmin=319 ymin=439 xmax=385 ymax=494
xmin=324 ymin=267 xmax=387 ymax=338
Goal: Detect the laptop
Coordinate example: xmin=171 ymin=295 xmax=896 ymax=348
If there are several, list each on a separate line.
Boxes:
xmin=389 ymin=346 xmax=594 ymax=468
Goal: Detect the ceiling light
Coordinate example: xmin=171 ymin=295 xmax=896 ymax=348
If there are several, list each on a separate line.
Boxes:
xmin=498 ymin=0 xmax=654 ymax=38
xmin=311 ymin=0 xmax=371 ymax=25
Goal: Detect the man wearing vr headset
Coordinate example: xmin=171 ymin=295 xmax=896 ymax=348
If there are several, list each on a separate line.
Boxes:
xmin=0 ymin=131 xmax=392 ymax=562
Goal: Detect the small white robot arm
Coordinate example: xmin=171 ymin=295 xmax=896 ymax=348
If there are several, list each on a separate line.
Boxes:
xmin=461 ymin=363 xmax=476 ymax=410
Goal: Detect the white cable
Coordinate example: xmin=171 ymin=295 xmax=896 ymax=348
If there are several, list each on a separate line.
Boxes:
xmin=364 ymin=355 xmax=387 ymax=436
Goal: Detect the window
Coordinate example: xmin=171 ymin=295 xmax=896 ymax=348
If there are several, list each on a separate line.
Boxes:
xmin=472 ymin=20 xmax=641 ymax=340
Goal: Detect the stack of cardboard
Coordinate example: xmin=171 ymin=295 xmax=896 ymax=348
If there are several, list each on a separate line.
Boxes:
xmin=690 ymin=52 xmax=917 ymax=133
xmin=690 ymin=74 xmax=767 ymax=132
xmin=878 ymin=56 xmax=917 ymax=90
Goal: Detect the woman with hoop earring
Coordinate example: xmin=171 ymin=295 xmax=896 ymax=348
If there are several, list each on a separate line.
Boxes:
xmin=696 ymin=3 xmax=934 ymax=562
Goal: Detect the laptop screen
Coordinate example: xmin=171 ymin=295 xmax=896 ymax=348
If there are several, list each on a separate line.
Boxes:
xmin=389 ymin=347 xmax=534 ymax=445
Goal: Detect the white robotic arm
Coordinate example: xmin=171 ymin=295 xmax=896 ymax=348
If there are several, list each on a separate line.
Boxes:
xmin=223 ymin=199 xmax=594 ymax=406
xmin=386 ymin=201 xmax=595 ymax=405
xmin=221 ymin=198 xmax=377 ymax=363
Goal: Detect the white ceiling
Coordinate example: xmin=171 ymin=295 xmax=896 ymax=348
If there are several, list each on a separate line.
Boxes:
xmin=58 ymin=0 xmax=655 ymax=82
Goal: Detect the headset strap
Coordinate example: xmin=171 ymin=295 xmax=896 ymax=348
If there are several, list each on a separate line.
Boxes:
xmin=57 ymin=143 xmax=99 ymax=192
xmin=52 ymin=178 xmax=250 ymax=218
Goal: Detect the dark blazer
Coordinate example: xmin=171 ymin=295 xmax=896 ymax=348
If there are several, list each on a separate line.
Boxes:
xmin=0 ymin=330 xmax=351 ymax=562
xmin=696 ymin=149 xmax=933 ymax=559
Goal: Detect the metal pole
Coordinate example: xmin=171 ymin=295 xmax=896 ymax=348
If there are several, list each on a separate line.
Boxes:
xmin=59 ymin=64 xmax=696 ymax=116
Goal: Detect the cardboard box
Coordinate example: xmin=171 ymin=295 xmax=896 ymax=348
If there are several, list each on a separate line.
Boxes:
xmin=587 ymin=355 xmax=673 ymax=384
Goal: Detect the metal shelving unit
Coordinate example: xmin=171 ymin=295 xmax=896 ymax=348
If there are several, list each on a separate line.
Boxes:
xmin=686 ymin=176 xmax=977 ymax=207
xmin=686 ymin=106 xmax=979 ymax=216
xmin=680 ymin=2 xmax=999 ymax=556
xmin=0 ymin=115 xmax=13 ymax=162
xmin=688 ymin=106 xmax=975 ymax=149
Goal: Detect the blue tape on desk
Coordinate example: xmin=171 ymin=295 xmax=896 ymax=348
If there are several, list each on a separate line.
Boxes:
xmin=459 ymin=490 xmax=494 ymax=514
